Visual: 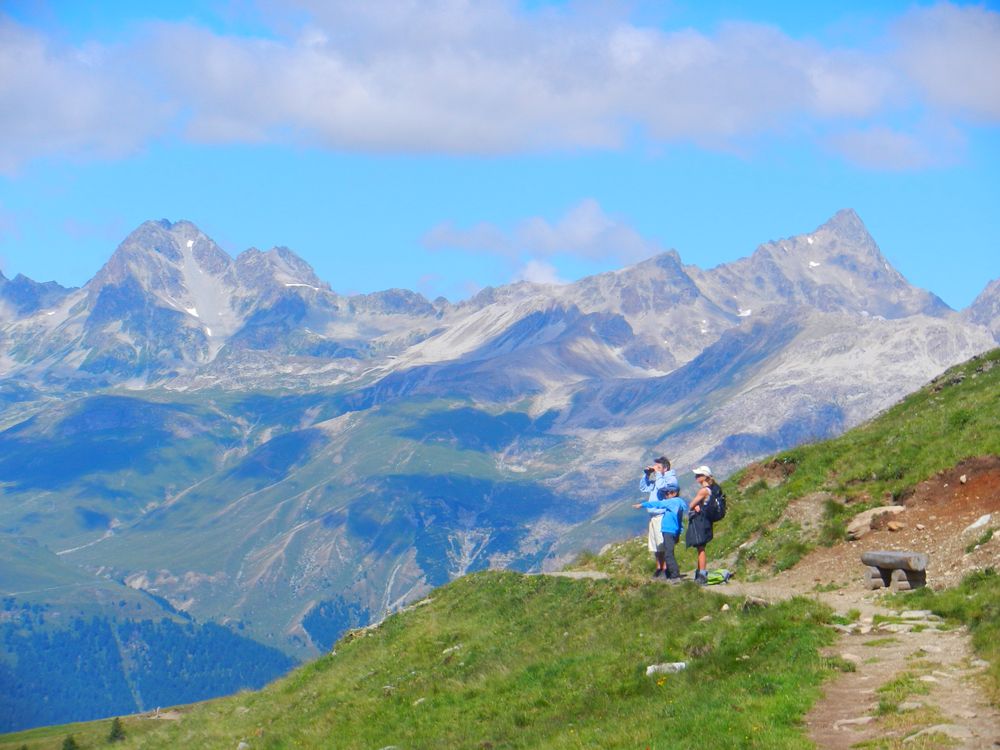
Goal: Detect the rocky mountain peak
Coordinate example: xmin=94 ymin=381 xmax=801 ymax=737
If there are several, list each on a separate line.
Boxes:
xmin=234 ymin=246 xmax=327 ymax=292
xmin=689 ymin=210 xmax=951 ymax=320
xmin=92 ymin=219 xmax=233 ymax=290
xmin=818 ymin=208 xmax=869 ymax=244
xmin=0 ymin=272 xmax=73 ymax=317
xmin=965 ymin=277 xmax=1000 ymax=342
xmin=348 ymin=288 xmax=437 ymax=316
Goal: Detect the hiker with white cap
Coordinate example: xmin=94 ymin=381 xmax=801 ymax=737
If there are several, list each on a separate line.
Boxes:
xmin=685 ymin=465 xmax=718 ymax=585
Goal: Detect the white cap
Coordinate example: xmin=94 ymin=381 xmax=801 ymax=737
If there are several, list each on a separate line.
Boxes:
xmin=692 ymin=465 xmax=713 ymax=477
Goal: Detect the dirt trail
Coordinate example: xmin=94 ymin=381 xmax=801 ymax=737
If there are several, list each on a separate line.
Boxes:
xmin=720 ymin=457 xmax=1000 ymax=748
xmin=725 ymin=576 xmax=999 ymax=748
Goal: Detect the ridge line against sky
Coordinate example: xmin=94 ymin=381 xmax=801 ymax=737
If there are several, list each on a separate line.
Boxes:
xmin=0 ymin=0 xmax=997 ymax=309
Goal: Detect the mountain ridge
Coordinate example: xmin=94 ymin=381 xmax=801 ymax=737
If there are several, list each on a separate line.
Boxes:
xmin=2 ymin=208 xmax=993 ymax=395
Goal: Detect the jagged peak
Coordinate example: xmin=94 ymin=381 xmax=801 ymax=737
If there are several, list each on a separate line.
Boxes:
xmin=814 ymin=208 xmax=874 ymax=246
xmin=970 ymin=276 xmax=1000 ymax=306
xmin=87 ymin=219 xmax=235 ymax=295
xmin=348 ymin=287 xmax=437 ymax=316
xmin=966 ymin=277 xmax=1000 ymax=331
xmin=113 ymin=218 xmax=214 ymax=258
xmin=235 ymin=245 xmax=327 ymax=290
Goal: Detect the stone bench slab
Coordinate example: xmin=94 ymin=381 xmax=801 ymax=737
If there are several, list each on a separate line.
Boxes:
xmin=860 ymin=550 xmax=929 ymax=572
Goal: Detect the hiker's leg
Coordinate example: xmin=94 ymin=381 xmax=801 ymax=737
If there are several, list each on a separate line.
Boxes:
xmin=663 ymin=535 xmax=679 ymax=578
xmin=655 ymin=550 xmax=666 ymax=570
xmin=694 ymin=546 xmax=708 ymax=584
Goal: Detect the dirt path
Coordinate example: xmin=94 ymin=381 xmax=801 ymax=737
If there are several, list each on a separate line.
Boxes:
xmin=725 ymin=572 xmax=1000 ymax=749
xmin=717 ymin=458 xmax=1000 ymax=748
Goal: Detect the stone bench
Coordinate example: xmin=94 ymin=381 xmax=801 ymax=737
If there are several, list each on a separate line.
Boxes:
xmin=861 ymin=550 xmax=928 ymax=592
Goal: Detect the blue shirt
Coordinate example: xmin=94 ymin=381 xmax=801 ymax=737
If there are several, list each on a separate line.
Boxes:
xmin=638 ymin=469 xmax=679 ymax=504
xmin=638 ymin=497 xmax=688 ymax=536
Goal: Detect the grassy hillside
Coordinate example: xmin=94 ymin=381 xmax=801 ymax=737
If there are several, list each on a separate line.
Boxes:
xmin=0 ymin=572 xmax=840 ymax=750
xmin=3 ymin=349 xmax=996 ymax=748
xmin=582 ymin=348 xmax=1000 ymax=579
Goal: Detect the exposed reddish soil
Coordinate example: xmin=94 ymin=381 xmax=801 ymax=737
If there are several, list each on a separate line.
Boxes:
xmin=723 ymin=455 xmax=1000 ymax=748
xmin=737 ymin=458 xmax=797 ymax=490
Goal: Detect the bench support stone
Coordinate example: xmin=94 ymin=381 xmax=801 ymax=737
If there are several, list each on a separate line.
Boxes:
xmin=860 ymin=550 xmax=928 ymax=591
xmin=889 ymin=568 xmax=926 ymax=592
xmin=864 ymin=565 xmax=891 ymax=590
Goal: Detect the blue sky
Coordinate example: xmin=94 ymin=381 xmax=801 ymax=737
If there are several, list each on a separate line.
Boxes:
xmin=0 ymin=1 xmax=998 ymax=308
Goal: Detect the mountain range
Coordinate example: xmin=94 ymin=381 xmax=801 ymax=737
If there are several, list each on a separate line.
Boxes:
xmin=1 ymin=209 xmax=997 ymax=728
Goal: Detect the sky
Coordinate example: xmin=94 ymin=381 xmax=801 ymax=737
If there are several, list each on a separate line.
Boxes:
xmin=0 ymin=1 xmax=998 ymax=309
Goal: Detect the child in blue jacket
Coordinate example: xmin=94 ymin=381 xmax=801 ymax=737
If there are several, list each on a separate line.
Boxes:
xmin=633 ymin=483 xmax=687 ymax=579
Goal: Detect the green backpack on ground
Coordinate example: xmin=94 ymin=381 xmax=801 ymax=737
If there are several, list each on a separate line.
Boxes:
xmin=705 ymin=569 xmax=733 ymax=585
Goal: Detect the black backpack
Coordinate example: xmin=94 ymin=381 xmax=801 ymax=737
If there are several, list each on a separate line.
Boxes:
xmin=705 ymin=483 xmax=727 ymax=522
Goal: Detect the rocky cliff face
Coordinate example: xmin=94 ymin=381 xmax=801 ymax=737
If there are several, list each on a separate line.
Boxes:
xmin=965 ymin=278 xmax=1000 ymax=342
xmin=688 ymin=209 xmax=951 ymax=320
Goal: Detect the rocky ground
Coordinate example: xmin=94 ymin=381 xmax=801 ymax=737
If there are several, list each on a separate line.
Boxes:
xmin=724 ymin=455 xmax=1000 ymax=748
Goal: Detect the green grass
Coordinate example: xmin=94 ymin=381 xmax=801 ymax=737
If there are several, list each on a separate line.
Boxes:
xmin=0 ymin=716 xmax=163 ymax=750
xmin=965 ymin=528 xmax=994 ymax=554
xmin=830 ymin=608 xmax=861 ymax=626
xmin=862 ymin=637 xmax=899 ymax=648
xmin=875 ymin=672 xmax=931 ymax=715
xmin=577 ymin=350 xmax=1000 ymax=579
xmin=1 ymin=571 xmax=839 ymax=750
xmin=889 ymin=568 xmax=1000 ymax=702
xmin=719 ymin=352 xmax=992 ymax=576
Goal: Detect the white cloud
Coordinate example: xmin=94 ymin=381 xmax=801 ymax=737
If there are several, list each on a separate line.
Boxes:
xmin=424 ymin=199 xmax=661 ymax=264
xmin=895 ymin=3 xmax=1000 ymax=121
xmin=515 ymin=259 xmax=565 ymax=285
xmin=423 ymin=221 xmax=515 ymax=257
xmin=516 ymin=199 xmax=658 ymax=263
xmin=424 ymin=198 xmax=662 ymax=286
xmin=829 ymin=119 xmax=966 ymax=171
xmin=1 ymin=2 xmax=998 ymax=170
xmin=150 ymin=9 xmax=894 ymax=153
xmin=0 ymin=19 xmax=169 ymax=174
xmin=829 ymin=127 xmax=935 ymax=171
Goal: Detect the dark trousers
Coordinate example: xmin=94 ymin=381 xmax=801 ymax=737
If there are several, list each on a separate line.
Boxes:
xmin=663 ymin=533 xmax=680 ymax=578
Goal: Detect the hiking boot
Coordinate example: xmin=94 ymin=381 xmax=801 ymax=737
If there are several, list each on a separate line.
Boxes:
xmin=652 ymin=569 xmax=663 ymax=578
xmin=695 ymin=570 xmax=708 ymax=586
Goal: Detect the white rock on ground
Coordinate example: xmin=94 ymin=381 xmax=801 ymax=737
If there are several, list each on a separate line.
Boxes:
xmin=963 ymin=513 xmax=992 ymax=534
xmin=646 ymin=662 xmax=687 ymax=676
xmin=903 ymin=724 xmax=973 ymax=743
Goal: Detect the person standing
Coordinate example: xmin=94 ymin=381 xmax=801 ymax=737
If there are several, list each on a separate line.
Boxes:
xmin=657 ymin=486 xmax=688 ymax=580
xmin=634 ymin=456 xmax=678 ymax=578
xmin=685 ymin=465 xmax=716 ymax=585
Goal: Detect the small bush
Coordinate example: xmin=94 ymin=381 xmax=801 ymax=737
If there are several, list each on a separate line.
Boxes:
xmin=108 ymin=716 xmax=126 ymax=742
xmin=965 ymin=528 xmax=994 ymax=554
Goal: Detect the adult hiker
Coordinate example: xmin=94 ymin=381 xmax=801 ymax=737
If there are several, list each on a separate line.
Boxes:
xmin=686 ymin=465 xmax=717 ymax=585
xmin=634 ymin=456 xmax=679 ymax=578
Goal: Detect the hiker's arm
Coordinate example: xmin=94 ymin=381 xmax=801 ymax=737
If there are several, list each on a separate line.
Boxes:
xmin=639 ymin=474 xmax=655 ymax=492
xmin=689 ymin=488 xmax=709 ymax=511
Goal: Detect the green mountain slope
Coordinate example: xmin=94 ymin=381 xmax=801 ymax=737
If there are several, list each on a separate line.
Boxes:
xmin=1 ymin=573 xmax=839 ymax=750
xmin=578 ymin=347 xmax=1000 ymax=578
xmin=0 ymin=389 xmax=583 ymax=657
xmin=2 ymin=349 xmax=997 ymax=747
